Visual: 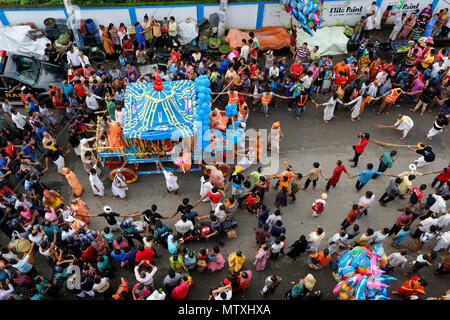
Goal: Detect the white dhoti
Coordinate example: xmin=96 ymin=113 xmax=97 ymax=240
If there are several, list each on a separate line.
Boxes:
xmin=74 ymin=144 xmax=81 ymax=156
xmin=415 ymin=156 xmax=428 ymax=168
xmin=163 ymin=170 xmax=179 ymax=192
xmin=397 ymin=122 xmax=414 ymax=138
xmin=427 ymin=127 xmax=442 ymax=138
xmin=53 ymin=156 xmax=65 ymax=171
xmin=89 ymin=174 xmax=105 ymax=196
xmin=112 ymin=175 xmax=128 ymax=198
xmin=434 ymin=233 xmax=450 ymax=251
xmin=323 ymin=105 xmax=335 ymax=121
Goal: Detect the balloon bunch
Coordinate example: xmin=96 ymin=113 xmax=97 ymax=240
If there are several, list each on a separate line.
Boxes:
xmin=194 ymin=75 xmax=213 ymax=149
xmin=280 ymin=0 xmax=326 ymax=36
xmin=332 ymin=245 xmax=396 ymax=300
xmin=225 ymin=103 xmax=238 ymax=117
xmin=390 ymin=0 xmax=404 ymax=15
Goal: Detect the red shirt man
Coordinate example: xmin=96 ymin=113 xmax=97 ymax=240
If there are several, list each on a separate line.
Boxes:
xmin=355 ymin=137 xmax=369 ymax=154
xmin=328 ymin=162 xmax=349 ymax=187
xmin=290 ymin=61 xmax=303 ymax=80
xmin=135 ymin=248 xmax=155 ymax=267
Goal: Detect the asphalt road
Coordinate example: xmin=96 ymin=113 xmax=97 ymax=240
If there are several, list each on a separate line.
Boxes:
xmin=3 ymin=88 xmax=448 ymax=301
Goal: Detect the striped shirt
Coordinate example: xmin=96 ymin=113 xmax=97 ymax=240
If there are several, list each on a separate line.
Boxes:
xmin=296 ymin=47 xmax=310 ymax=60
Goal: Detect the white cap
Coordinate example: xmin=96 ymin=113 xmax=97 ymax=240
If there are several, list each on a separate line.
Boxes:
xmin=80 ymin=138 xmax=88 ymax=145
xmin=409 ymin=164 xmax=417 ymax=172
xmin=103 ymin=206 xmax=112 ymax=213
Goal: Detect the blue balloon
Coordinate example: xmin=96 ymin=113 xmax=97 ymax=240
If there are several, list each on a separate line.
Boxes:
xmin=203 ymin=118 xmax=211 ymax=126
xmin=225 ymin=111 xmax=231 ymax=117
xmin=232 ymin=109 xmax=237 ymax=116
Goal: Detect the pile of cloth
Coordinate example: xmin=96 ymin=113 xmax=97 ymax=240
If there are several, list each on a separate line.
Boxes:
xmin=332 ymin=244 xmax=396 ymax=300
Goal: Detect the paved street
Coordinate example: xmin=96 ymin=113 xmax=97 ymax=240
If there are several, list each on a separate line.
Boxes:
xmin=4 ymin=89 xmax=448 ymax=300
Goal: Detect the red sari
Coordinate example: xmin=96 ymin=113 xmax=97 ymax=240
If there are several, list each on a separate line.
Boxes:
xmin=238 ymin=270 xmax=253 ymax=292
xmin=369 ymin=61 xmax=381 ymax=82
xmin=395 ymin=277 xmax=425 ymax=297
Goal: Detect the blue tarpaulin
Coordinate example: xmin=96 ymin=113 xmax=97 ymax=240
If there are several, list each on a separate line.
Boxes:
xmin=123 ymin=80 xmax=198 ymax=141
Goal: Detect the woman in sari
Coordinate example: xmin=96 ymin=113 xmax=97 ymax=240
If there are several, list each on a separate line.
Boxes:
xmin=108 ymin=23 xmax=121 ymax=54
xmin=237 ymin=270 xmax=253 ymax=292
xmin=100 ymin=25 xmax=115 ymax=59
xmin=368 ymin=58 xmax=382 ymax=82
xmin=392 ymin=276 xmax=426 ymax=297
xmin=43 ymin=190 xmax=63 ymax=209
xmin=207 ymin=246 xmax=225 ymax=272
xmin=419 ymin=4 xmax=433 ymax=22
xmin=253 ymin=244 xmax=269 ymax=271
xmin=285 ymin=278 xmax=305 ymax=300
xmin=60 ymin=167 xmax=83 ymax=197
xmin=171 ymin=276 xmax=191 ymax=300
xmin=228 ymin=250 xmax=245 ymax=273
xmin=423 ymin=14 xmax=439 ymax=38
xmin=71 ymin=198 xmax=90 ymax=224
xmin=432 ymin=8 xmax=448 ymax=37
xmin=398 ymin=17 xmax=415 ymax=40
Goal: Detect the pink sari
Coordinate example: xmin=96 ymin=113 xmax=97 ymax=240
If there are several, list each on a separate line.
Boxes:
xmin=253 ymin=248 xmax=269 ymax=271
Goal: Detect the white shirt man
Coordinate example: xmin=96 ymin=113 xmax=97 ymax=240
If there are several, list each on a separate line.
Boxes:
xmin=85 ymin=92 xmax=101 ymax=110
xmin=327 ymin=232 xmax=349 ymax=255
xmin=240 ymin=44 xmax=250 ymax=61
xmin=371 ymin=229 xmax=389 ymax=244
xmin=174 ymin=218 xmax=194 ymax=235
xmin=134 ymin=265 xmax=158 ymax=287
xmin=11 ymin=111 xmax=27 ymax=130
xmin=200 ymin=176 xmax=213 ymax=202
xmin=79 ymin=53 xmax=91 ymax=69
xmin=418 ymin=217 xmax=438 ymax=233
xmin=434 ymin=231 xmax=450 ymax=252
xmin=437 ymin=212 xmax=450 ymax=229
xmin=66 ymin=47 xmax=82 ymax=67
xmin=61 ymin=226 xmax=77 ymax=242
xmin=301 ymin=74 xmax=312 ymax=89
xmin=268 ymin=65 xmax=280 ymax=79
xmin=364 ymin=15 xmax=376 ymax=31
xmin=429 ymin=194 xmax=447 ymax=214
xmin=214 ymin=204 xmax=227 ymax=223
xmin=431 ymin=61 xmax=445 ymax=78
xmin=387 ymin=251 xmax=408 ymax=268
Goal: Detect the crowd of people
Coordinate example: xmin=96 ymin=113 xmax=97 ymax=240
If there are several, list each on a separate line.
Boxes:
xmin=0 ymin=3 xmax=449 ymax=301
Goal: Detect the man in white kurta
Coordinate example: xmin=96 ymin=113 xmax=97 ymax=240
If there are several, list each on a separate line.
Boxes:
xmin=393 ymin=114 xmax=414 ymax=139
xmin=314 ymin=95 xmax=344 ymax=122
xmin=433 ymin=231 xmax=450 ymax=252
xmin=308 ymin=229 xmax=325 ymax=253
xmin=89 ymin=168 xmax=105 ymax=198
xmin=163 ymin=169 xmax=179 ymax=193
xmin=112 ymin=170 xmax=128 ymax=199
xmin=200 ymin=175 xmax=213 ymax=202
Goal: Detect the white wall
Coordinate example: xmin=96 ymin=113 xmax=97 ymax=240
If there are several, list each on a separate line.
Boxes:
xmin=203 ymin=5 xmax=220 ymax=23
xmin=78 ymin=9 xmax=131 ymax=28
xmin=4 ymin=9 xmax=66 ymax=28
xmin=203 ymin=4 xmax=257 ymax=30
xmin=135 ymin=6 xmax=197 ymax=24
xmin=321 ymin=0 xmax=373 ymax=27
xmin=226 ymin=4 xmax=258 ymax=30
xmin=262 ymin=3 xmax=292 ymax=28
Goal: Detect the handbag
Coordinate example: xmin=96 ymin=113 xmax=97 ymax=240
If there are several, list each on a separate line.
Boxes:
xmin=227 ymin=229 xmax=237 ymax=239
